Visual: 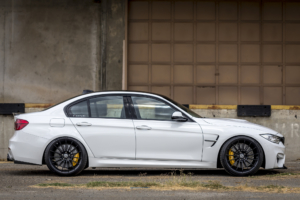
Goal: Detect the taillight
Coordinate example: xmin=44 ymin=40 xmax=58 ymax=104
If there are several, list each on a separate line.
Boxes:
xmin=15 ymin=119 xmax=29 ymax=130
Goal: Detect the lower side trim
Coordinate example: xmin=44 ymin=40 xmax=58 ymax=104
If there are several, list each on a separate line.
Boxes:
xmin=89 ymin=157 xmax=216 ymax=168
xmin=274 ymin=165 xmax=288 ymax=169
xmin=14 ymin=160 xmax=42 ymax=166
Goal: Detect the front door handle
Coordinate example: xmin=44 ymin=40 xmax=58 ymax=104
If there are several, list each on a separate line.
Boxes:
xmin=136 ymin=125 xmax=152 ymax=130
xmin=76 ymin=122 xmax=92 ymax=126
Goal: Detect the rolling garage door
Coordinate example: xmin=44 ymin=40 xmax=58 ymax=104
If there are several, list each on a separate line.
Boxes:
xmin=128 ymin=0 xmax=300 ymax=105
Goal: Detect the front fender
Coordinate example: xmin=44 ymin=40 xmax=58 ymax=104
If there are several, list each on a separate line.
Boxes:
xmin=199 ymin=123 xmax=285 ymax=169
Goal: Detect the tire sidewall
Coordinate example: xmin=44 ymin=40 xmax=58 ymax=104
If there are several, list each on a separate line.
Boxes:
xmin=220 ymin=136 xmax=264 ymax=176
xmin=45 ymin=137 xmax=87 ymax=176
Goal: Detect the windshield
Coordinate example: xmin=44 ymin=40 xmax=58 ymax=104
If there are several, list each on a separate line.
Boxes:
xmin=162 ymin=96 xmax=202 ymax=118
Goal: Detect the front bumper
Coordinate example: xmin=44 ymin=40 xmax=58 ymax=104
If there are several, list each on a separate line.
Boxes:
xmin=264 ymin=141 xmax=286 ymax=169
xmin=274 ymin=165 xmax=288 ymax=169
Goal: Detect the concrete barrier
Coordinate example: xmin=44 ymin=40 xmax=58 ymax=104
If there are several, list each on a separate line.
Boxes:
xmin=1 ymin=107 xmax=299 ymax=162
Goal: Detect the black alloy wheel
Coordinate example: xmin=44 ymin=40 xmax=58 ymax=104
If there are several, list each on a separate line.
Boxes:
xmin=45 ymin=137 xmax=87 ymax=176
xmin=220 ymin=136 xmax=264 ymax=176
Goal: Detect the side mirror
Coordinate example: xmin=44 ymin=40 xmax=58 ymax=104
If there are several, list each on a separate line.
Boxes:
xmin=172 ymin=111 xmax=188 ymax=122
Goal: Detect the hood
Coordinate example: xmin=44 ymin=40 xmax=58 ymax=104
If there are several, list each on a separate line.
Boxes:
xmin=194 ymin=118 xmax=283 ymax=137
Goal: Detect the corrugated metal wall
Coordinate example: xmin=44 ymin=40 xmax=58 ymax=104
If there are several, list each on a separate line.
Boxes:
xmin=128 ymin=0 xmax=300 ymax=105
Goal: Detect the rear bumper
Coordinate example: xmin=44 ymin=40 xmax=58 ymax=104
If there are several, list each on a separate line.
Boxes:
xmin=9 ymin=131 xmax=48 ymax=165
xmin=8 ymin=152 xmax=41 ymax=165
xmin=7 ymin=152 xmax=14 ymax=161
xmin=14 ymin=160 xmax=41 ymax=166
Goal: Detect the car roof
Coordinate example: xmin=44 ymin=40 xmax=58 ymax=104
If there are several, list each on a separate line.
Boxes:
xmin=42 ymin=90 xmax=163 ymax=113
xmin=82 ymin=90 xmax=168 ymax=98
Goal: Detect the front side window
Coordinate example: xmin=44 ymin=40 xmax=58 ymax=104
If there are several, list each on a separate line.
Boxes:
xmin=89 ymin=96 xmax=125 ymax=119
xmin=131 ymin=96 xmax=176 ymax=120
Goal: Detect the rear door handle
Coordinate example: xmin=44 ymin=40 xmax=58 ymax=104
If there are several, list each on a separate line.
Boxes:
xmin=136 ymin=125 xmax=152 ymax=130
xmin=76 ymin=122 xmax=92 ymax=126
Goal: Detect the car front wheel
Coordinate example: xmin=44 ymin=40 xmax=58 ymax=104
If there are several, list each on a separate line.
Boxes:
xmin=220 ymin=136 xmax=264 ymax=176
xmin=45 ymin=137 xmax=87 ymax=176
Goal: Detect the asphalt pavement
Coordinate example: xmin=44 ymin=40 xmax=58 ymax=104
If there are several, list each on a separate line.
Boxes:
xmin=1 ymin=161 xmax=300 ymax=199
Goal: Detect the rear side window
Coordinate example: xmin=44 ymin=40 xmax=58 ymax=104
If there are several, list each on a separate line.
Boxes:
xmin=89 ymin=96 xmax=125 ymax=119
xmin=68 ymin=101 xmax=89 ymax=118
xmin=67 ymin=96 xmax=126 ymax=119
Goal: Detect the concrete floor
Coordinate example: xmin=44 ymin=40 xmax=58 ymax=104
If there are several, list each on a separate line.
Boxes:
xmin=1 ymin=161 xmax=300 ymax=199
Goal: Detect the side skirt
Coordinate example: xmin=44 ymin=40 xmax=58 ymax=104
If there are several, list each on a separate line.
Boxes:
xmin=89 ymin=158 xmax=216 ymax=169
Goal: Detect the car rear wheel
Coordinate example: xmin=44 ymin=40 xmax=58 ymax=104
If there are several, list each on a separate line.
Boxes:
xmin=45 ymin=137 xmax=87 ymax=176
xmin=220 ymin=136 xmax=264 ymax=176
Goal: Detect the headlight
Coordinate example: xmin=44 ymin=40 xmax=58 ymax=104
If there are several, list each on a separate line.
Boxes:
xmin=260 ymin=134 xmax=281 ymax=144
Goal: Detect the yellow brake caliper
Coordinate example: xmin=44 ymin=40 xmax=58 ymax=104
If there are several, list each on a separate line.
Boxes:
xmin=73 ymin=153 xmax=80 ymax=166
xmin=228 ymin=149 xmax=235 ymax=166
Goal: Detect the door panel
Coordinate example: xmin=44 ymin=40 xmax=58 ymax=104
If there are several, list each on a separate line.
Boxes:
xmin=68 ymin=95 xmax=135 ymax=159
xmin=70 ymin=118 xmax=135 ymax=159
xmin=130 ymin=95 xmax=203 ymax=161
xmin=133 ymin=120 xmax=203 ymax=161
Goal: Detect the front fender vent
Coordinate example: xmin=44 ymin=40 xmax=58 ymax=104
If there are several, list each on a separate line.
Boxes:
xmin=204 ymin=135 xmax=219 ymax=147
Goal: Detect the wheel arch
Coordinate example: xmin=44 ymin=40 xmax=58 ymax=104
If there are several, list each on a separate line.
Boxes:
xmin=216 ymin=135 xmax=266 ymax=169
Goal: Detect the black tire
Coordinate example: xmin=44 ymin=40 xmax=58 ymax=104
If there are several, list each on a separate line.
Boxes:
xmin=45 ymin=137 xmax=87 ymax=176
xmin=220 ymin=136 xmax=264 ymax=176
xmin=84 ymin=161 xmax=89 ymax=170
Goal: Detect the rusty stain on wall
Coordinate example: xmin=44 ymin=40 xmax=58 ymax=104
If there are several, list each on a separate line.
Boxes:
xmin=25 ymin=104 xmax=53 ymax=108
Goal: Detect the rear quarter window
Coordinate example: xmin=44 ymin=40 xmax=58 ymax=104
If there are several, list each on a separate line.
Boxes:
xmin=68 ymin=101 xmax=89 ymax=118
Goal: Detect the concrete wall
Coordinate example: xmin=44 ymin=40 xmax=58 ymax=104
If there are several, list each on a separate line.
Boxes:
xmin=1 ymin=108 xmax=299 ymax=161
xmin=0 ymin=0 xmax=101 ymax=104
xmin=0 ymin=0 xmax=127 ymax=161
xmin=100 ymin=0 xmax=125 ymax=91
xmin=192 ymin=109 xmax=300 ymax=162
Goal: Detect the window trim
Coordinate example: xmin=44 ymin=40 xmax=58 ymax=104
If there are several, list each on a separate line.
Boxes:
xmin=128 ymin=95 xmax=195 ymax=122
xmin=64 ymin=94 xmax=131 ymax=119
xmin=123 ymin=96 xmax=133 ymax=119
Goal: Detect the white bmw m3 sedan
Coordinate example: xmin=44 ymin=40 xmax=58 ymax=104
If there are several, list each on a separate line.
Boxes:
xmin=8 ymin=91 xmax=286 ymax=176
